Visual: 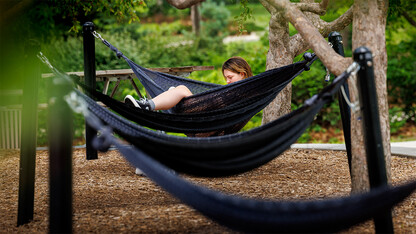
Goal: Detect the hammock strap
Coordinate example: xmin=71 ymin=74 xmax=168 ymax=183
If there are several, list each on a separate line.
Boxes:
xmin=93 ymin=31 xmax=124 ymax=59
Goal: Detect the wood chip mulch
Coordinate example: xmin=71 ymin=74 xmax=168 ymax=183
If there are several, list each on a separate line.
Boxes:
xmin=1 ymin=148 xmax=416 ymax=233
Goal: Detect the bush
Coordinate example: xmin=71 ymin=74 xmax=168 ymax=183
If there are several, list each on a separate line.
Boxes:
xmin=387 ymin=40 xmax=416 ymax=114
xmin=200 ymin=0 xmax=231 ymax=37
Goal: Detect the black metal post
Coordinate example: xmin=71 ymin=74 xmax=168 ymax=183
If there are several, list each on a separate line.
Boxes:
xmin=328 ymin=32 xmax=352 ymax=175
xmin=17 ymin=40 xmax=40 ymax=226
xmin=353 ymin=46 xmax=393 ymax=233
xmin=83 ymin=22 xmax=98 ymax=160
xmin=48 ymin=76 xmax=73 ymax=233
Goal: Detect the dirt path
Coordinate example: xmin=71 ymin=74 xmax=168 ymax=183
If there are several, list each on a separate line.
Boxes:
xmin=1 ymin=148 xmax=416 ymax=233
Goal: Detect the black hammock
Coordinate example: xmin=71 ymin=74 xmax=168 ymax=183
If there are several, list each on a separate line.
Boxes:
xmin=78 ymin=66 xmax=349 ymax=177
xmin=85 ymin=114 xmax=416 ymax=233
xmin=94 ymin=33 xmax=317 ymax=135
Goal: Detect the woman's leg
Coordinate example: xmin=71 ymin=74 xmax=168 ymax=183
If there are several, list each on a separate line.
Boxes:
xmin=152 ymin=85 xmax=193 ymax=110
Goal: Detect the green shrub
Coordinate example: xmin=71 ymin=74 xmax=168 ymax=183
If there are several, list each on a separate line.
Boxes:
xmin=389 ymin=107 xmax=415 ymax=134
xmin=387 ymin=40 xmax=416 ymax=114
xmin=200 ymin=0 xmax=231 ymax=37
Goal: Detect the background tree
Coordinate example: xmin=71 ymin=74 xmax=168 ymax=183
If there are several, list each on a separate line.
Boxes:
xmin=191 ymin=4 xmax=201 ymax=36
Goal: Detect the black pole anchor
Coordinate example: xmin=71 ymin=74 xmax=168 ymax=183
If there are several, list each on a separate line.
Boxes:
xmin=328 ymin=32 xmax=353 ymax=176
xmin=83 ymin=22 xmax=98 ymax=160
xmin=48 ymin=76 xmax=73 ymax=233
xmin=17 ymin=40 xmax=40 ymax=226
xmin=353 ymin=46 xmax=394 ymax=233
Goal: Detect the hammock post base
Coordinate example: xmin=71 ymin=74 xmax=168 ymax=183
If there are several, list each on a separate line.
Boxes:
xmin=83 ymin=22 xmax=98 ymax=160
xmin=354 ymin=46 xmax=393 ymax=233
xmin=329 ymin=32 xmax=352 ymax=177
xmin=17 ymin=40 xmax=41 ymax=226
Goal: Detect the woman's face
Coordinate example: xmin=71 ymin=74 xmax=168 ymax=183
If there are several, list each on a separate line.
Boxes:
xmin=223 ymin=69 xmax=245 ymax=84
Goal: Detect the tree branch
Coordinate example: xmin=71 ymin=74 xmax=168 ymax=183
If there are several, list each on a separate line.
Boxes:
xmin=293 ymin=2 xmax=326 ymax=15
xmin=268 ymin=0 xmax=351 ymax=75
xmin=321 ymin=6 xmax=353 ymax=36
xmin=166 ymin=0 xmax=206 ymax=9
xmin=289 ymin=6 xmax=352 ymax=58
xmin=401 ymin=9 xmax=416 ymax=27
xmin=259 ymin=0 xmax=276 ymax=15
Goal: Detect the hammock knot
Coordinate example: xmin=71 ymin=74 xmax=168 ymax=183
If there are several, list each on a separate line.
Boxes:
xmin=303 ymin=52 xmax=314 ymax=61
xmin=116 ymin=51 xmax=123 ymax=59
xmin=92 ymin=126 xmax=113 ymax=152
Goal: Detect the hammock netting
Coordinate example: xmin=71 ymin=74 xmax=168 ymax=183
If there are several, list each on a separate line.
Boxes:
xmin=78 ymin=70 xmax=344 ymax=177
xmin=91 ymin=35 xmax=317 ymax=135
xmin=80 ymin=81 xmax=276 ymax=134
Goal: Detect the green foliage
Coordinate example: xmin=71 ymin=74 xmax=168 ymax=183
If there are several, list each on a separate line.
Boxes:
xmin=37 ymin=110 xmax=48 ymax=146
xmin=386 ymin=20 xmax=416 ymax=114
xmin=388 ymin=0 xmax=416 ymax=22
xmin=389 ymin=107 xmax=415 ymax=134
xmin=241 ymin=111 xmax=263 ymax=131
xmin=292 ymin=59 xmax=328 ymax=107
xmin=320 ymin=0 xmax=353 ymax=22
xmin=200 ymin=0 xmax=231 ymax=37
xmin=19 ymin=0 xmax=147 ymax=41
xmin=233 ymin=0 xmax=253 ymax=34
xmin=227 ymin=2 xmax=270 ymax=34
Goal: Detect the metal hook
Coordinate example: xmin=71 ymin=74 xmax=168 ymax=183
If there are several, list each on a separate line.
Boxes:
xmin=92 ymin=31 xmax=105 ymax=42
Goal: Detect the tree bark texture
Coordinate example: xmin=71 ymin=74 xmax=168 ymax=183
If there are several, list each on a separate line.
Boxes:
xmin=350 ymin=0 xmax=391 ymax=193
xmin=166 ymin=0 xmax=205 ymax=9
xmin=191 ymin=4 xmax=201 ymax=36
xmin=260 ymin=3 xmax=294 ymax=124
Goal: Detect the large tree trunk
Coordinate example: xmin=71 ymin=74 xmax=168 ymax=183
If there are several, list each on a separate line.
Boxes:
xmin=350 ymin=0 xmax=391 ymax=193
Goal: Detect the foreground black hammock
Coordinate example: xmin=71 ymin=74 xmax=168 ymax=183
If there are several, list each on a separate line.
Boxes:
xmin=92 ymin=32 xmax=317 ymax=134
xmin=78 ymin=66 xmax=350 ymax=177
xmin=85 ymin=113 xmax=416 ymax=233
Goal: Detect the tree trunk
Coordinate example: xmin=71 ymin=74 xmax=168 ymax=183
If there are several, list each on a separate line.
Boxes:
xmin=350 ymin=0 xmax=391 ymax=193
xmin=262 ymin=11 xmax=294 ymax=124
xmin=191 ymin=4 xmax=200 ymax=36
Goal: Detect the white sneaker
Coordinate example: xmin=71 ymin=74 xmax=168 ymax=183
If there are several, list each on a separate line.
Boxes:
xmin=124 ymin=95 xmax=152 ymax=110
xmin=124 ymin=95 xmax=140 ymax=107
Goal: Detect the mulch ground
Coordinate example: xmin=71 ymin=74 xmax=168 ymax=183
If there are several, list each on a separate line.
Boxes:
xmin=1 ymin=148 xmax=416 ymax=233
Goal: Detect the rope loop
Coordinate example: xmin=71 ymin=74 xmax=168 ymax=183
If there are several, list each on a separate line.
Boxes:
xmin=339 ymin=62 xmax=361 ymax=112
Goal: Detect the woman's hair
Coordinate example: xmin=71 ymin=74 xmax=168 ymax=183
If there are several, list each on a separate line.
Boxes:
xmin=222 ymin=56 xmax=253 ymax=79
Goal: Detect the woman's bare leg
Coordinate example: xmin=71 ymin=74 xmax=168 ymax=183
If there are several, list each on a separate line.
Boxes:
xmin=152 ymin=85 xmax=192 ymax=110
